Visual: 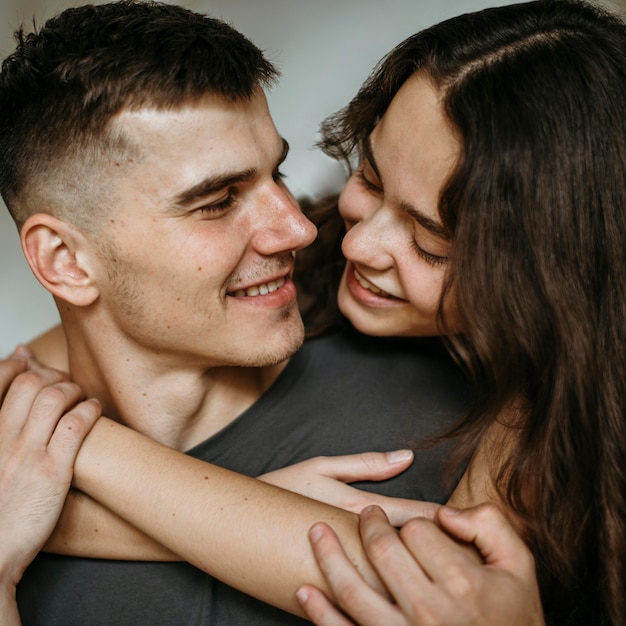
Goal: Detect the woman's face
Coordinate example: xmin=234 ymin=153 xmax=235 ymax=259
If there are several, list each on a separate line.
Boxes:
xmin=337 ymin=73 xmax=459 ymax=337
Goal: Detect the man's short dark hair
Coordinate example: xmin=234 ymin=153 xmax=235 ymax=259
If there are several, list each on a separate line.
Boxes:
xmin=0 ymin=0 xmax=279 ymax=229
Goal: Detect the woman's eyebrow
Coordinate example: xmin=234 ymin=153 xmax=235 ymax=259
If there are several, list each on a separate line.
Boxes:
xmin=363 ymin=136 xmax=383 ymax=181
xmin=402 ymin=203 xmax=450 ymax=239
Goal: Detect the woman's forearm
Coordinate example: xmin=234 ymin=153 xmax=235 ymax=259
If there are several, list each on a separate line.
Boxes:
xmin=0 ymin=585 xmax=21 ymax=626
xmin=73 ymin=417 xmax=384 ymax=617
xmin=46 ymin=488 xmax=178 ymax=560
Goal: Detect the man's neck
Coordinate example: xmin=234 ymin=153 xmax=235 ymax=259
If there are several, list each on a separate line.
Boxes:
xmin=30 ymin=323 xmax=288 ymax=451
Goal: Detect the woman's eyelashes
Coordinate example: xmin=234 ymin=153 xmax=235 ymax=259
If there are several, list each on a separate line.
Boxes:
xmin=410 ymin=239 xmax=448 ymax=266
xmin=355 ymin=166 xmax=381 ymax=193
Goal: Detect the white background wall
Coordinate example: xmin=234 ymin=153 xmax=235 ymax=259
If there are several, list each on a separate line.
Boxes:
xmin=1 ymin=0 xmax=624 ymax=355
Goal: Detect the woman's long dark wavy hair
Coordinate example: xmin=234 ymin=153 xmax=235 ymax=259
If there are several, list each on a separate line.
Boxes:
xmin=319 ymin=1 xmax=626 ymax=623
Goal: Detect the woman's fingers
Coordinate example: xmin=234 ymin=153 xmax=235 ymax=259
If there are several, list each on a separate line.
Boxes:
xmin=0 ymin=364 xmax=71 ymax=438
xmin=47 ymin=397 xmax=102 ymax=467
xmin=0 ymin=357 xmax=100 ymax=587
xmin=19 ymin=381 xmax=87 ymax=446
xmin=313 ymin=450 xmax=415 ymax=483
xmin=0 ymin=356 xmax=28 ymax=400
xmin=259 ymin=450 xmax=438 ymax=525
xmin=296 ymin=585 xmax=357 ymax=626
xmin=358 ymin=495 xmax=439 ymax=527
xmin=357 ymin=506 xmax=439 ymax=620
xmin=437 ymin=504 xmax=534 ymax=571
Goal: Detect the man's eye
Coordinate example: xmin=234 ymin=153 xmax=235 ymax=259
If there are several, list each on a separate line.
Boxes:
xmin=273 ymin=169 xmax=287 ymax=183
xmin=198 ymin=195 xmax=235 ymax=214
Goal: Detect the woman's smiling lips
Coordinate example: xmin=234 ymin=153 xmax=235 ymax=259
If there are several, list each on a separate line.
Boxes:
xmin=353 ymin=268 xmax=392 ymax=297
xmin=345 ymin=263 xmax=406 ymax=307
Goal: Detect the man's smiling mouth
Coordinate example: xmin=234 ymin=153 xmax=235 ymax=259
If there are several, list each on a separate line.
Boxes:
xmin=228 ymin=276 xmax=286 ymax=297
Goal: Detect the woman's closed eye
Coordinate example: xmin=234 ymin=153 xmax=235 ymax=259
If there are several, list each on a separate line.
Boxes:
xmin=410 ymin=238 xmax=448 ymax=267
xmin=355 ymin=165 xmax=382 ymax=194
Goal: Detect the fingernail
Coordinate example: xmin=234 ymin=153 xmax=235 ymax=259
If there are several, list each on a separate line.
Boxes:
xmin=385 ymin=449 xmax=413 ymax=463
xmin=440 ymin=506 xmax=461 ymax=516
xmin=309 ymin=524 xmax=324 ymax=543
xmin=13 ymin=344 xmax=33 ymax=358
xmin=360 ymin=504 xmax=378 ymax=517
xmin=296 ymin=587 xmax=309 ymax=605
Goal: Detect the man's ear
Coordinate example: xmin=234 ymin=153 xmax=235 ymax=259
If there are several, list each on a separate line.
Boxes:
xmin=20 ymin=213 xmax=100 ymax=307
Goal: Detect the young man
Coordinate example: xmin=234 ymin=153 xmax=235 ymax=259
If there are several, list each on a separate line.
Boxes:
xmin=0 ymin=2 xmax=467 ymax=623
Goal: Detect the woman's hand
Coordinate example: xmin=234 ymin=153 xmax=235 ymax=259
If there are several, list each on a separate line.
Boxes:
xmin=0 ymin=352 xmax=101 ymax=591
xmin=259 ymin=451 xmax=439 ymax=526
xmin=297 ymin=503 xmax=545 ymax=626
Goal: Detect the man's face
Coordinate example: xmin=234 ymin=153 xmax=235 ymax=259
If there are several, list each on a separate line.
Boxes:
xmin=93 ymin=90 xmax=317 ymax=369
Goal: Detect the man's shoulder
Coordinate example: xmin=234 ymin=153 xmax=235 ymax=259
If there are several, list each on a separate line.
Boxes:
xmin=290 ymin=328 xmax=469 ymax=414
xmin=301 ymin=328 xmax=461 ymax=376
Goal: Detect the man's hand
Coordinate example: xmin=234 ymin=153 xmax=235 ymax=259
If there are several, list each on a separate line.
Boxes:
xmin=0 ymin=353 xmax=100 ymax=591
xmin=297 ymin=503 xmax=545 ymax=626
xmin=259 ymin=452 xmax=439 ymax=525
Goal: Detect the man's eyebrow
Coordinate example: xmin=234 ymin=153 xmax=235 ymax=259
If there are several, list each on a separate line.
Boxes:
xmin=365 ymin=136 xmax=449 ymax=240
xmin=172 ymin=138 xmax=290 ymax=208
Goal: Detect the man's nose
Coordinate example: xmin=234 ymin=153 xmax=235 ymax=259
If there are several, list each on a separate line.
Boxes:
xmin=252 ymin=184 xmax=317 ymax=255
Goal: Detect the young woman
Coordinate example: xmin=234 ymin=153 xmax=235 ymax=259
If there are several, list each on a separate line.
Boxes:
xmin=2 ymin=1 xmax=625 ymax=624
xmin=298 ymin=0 xmax=626 ymax=622
xmin=295 ymin=0 xmax=626 ymax=621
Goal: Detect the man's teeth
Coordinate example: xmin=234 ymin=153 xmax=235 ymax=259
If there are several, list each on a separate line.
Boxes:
xmin=231 ymin=277 xmax=286 ymax=297
xmin=354 ymin=269 xmax=391 ymax=297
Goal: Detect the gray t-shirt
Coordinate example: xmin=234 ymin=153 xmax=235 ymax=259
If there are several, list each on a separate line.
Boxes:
xmin=18 ymin=329 xmax=469 ymax=625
